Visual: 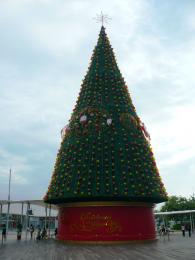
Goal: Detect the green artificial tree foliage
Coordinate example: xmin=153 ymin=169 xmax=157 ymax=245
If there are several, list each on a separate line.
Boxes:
xmin=44 ymin=26 xmax=168 ymax=204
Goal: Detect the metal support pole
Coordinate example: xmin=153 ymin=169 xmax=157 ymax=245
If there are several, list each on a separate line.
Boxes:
xmin=6 ymin=169 xmax=12 ymax=233
xmin=28 ymin=203 xmax=31 ymax=228
xmin=21 ymin=202 xmax=24 ymax=226
xmin=165 ymin=215 xmax=167 ymax=227
xmin=190 ymin=213 xmax=193 ymax=233
xmin=45 ymin=205 xmax=48 ymax=229
xmin=25 ymin=203 xmax=28 ymax=240
xmin=25 ymin=202 xmax=30 ymax=240
xmin=48 ymin=204 xmax=51 ymax=238
xmin=162 ymin=215 xmax=165 ymax=225
xmin=0 ymin=204 xmax=2 ymax=224
xmin=6 ymin=202 xmax=10 ymax=233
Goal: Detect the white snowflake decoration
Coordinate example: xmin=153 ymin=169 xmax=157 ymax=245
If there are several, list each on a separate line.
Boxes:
xmin=80 ymin=115 xmax=87 ymax=123
xmin=107 ymin=118 xmax=112 ymax=125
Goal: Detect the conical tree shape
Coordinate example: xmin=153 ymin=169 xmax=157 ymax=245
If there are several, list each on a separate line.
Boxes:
xmin=44 ymin=26 xmax=168 ymax=204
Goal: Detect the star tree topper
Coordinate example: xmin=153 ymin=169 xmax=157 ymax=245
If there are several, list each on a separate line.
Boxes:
xmin=93 ymin=11 xmax=111 ymax=26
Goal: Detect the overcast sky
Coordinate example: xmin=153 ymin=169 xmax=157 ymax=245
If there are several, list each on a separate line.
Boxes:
xmin=0 ymin=0 xmax=195 ymax=204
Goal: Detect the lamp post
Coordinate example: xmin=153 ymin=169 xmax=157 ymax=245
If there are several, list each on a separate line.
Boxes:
xmin=6 ymin=168 xmax=11 ymax=233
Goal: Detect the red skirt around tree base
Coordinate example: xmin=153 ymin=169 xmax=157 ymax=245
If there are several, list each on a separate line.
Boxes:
xmin=57 ymin=202 xmax=156 ymax=243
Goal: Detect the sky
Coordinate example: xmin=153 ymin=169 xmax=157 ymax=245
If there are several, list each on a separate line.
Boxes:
xmin=0 ymin=0 xmax=195 ymax=204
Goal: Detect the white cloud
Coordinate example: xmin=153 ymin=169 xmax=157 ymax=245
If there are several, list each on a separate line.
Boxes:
xmin=0 ymin=149 xmax=29 ymax=185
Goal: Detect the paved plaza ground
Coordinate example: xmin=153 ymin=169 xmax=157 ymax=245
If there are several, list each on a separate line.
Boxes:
xmin=0 ymin=232 xmax=195 ymax=260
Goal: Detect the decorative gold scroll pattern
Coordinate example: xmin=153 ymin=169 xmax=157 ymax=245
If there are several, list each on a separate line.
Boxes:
xmin=70 ymin=212 xmax=121 ymax=233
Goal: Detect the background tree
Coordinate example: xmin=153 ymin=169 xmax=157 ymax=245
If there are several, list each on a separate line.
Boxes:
xmin=159 ymin=195 xmax=195 ymax=225
xmin=160 ymin=195 xmax=195 ymax=212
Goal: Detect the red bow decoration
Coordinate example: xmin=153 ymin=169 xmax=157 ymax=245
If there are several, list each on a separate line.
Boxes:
xmin=140 ymin=121 xmax=151 ymax=141
xmin=61 ymin=125 xmax=70 ymax=139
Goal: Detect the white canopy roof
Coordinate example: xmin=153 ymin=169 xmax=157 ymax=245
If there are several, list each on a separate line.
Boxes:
xmin=155 ymin=210 xmax=195 ymax=215
xmin=0 ymin=200 xmax=57 ymax=210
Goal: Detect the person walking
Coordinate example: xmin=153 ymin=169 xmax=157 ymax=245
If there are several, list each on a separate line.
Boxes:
xmin=30 ymin=224 xmax=34 ymax=239
xmin=1 ymin=224 xmax=6 ymax=244
xmin=181 ymin=224 xmax=185 ymax=237
xmin=36 ymin=225 xmax=41 ymax=240
xmin=17 ymin=222 xmax=22 ymax=240
xmin=166 ymin=226 xmax=171 ymax=240
xmin=54 ymin=228 xmax=58 ymax=238
xmin=41 ymin=227 xmax=47 ymax=239
xmin=186 ymin=223 xmax=191 ymax=237
xmin=161 ymin=225 xmax=166 ymax=237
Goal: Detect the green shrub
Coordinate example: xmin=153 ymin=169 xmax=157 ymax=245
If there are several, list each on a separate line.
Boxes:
xmin=172 ymin=223 xmax=181 ymax=230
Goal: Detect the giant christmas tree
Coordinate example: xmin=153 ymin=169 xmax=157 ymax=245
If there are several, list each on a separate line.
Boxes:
xmin=44 ymin=26 xmax=167 ymax=242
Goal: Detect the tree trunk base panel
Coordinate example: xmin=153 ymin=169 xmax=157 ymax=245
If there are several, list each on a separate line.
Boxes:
xmin=57 ymin=203 xmax=156 ymax=242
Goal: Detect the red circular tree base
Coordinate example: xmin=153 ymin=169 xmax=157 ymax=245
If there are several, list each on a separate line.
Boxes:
xmin=57 ymin=202 xmax=156 ymax=242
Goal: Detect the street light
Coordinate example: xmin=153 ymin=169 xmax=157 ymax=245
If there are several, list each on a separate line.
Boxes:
xmin=6 ymin=169 xmax=11 ymax=233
